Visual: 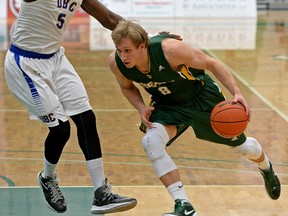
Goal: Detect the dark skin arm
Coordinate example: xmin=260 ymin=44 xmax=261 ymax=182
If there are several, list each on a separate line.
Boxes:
xmin=81 ymin=0 xmax=123 ymax=30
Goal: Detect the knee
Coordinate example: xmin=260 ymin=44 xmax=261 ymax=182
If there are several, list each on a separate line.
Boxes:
xmin=45 ymin=120 xmax=71 ymax=164
xmin=71 ymin=110 xmax=96 ymax=127
xmin=233 ymin=137 xmax=263 ymax=158
xmin=142 ymin=123 xmax=169 ymax=161
xmin=49 ymin=120 xmax=71 ymax=143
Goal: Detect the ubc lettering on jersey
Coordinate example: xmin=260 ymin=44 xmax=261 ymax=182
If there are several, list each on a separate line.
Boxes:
xmin=39 ymin=114 xmax=56 ymax=123
xmin=57 ymin=0 xmax=77 ymax=11
xmin=56 ymin=0 xmax=78 ymax=29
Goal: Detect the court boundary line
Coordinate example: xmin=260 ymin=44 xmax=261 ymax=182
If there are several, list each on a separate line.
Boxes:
xmin=1 ymin=157 xmax=288 ymax=177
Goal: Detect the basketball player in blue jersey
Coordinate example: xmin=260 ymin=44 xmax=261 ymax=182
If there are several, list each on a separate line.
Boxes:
xmin=4 ymin=0 xmax=137 ymax=214
xmin=109 ymin=20 xmax=281 ymax=216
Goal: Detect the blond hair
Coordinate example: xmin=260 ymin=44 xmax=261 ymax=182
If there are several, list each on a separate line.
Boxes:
xmin=111 ymin=19 xmax=150 ymax=47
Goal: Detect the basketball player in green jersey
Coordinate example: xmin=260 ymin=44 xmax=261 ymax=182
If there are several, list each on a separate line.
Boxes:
xmin=108 ymin=20 xmax=281 ymax=216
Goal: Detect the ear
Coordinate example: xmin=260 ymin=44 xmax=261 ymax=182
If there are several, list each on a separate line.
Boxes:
xmin=139 ymin=42 xmax=147 ymax=49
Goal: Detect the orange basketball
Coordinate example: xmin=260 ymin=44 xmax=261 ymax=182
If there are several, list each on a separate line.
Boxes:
xmin=210 ymin=100 xmax=249 ymax=138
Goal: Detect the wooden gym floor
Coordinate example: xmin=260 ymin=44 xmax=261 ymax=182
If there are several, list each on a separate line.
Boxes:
xmin=0 ymin=10 xmax=288 ymax=216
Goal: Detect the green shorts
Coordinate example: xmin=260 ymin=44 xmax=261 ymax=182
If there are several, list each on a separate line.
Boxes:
xmin=147 ymin=74 xmax=247 ymax=147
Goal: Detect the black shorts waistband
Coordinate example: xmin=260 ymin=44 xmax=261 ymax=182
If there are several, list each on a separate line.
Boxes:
xmin=10 ymin=44 xmax=55 ymax=59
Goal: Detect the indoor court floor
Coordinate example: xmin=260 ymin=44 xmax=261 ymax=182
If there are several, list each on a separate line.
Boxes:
xmin=0 ymin=10 xmax=288 ymax=216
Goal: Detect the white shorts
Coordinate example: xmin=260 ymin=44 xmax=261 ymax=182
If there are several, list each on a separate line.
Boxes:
xmin=4 ymin=45 xmax=92 ymax=127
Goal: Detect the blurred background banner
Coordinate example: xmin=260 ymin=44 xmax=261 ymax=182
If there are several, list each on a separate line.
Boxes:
xmin=89 ymin=17 xmax=257 ymax=50
xmin=99 ymin=0 xmax=257 ymax=18
xmin=0 ymin=0 xmax=7 ymax=50
xmin=0 ymin=0 xmax=7 ymax=18
xmin=174 ymin=0 xmax=257 ymax=18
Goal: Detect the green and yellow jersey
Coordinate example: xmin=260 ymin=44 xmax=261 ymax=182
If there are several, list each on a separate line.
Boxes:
xmin=115 ymin=34 xmax=246 ymax=146
xmin=115 ymin=35 xmax=205 ymax=104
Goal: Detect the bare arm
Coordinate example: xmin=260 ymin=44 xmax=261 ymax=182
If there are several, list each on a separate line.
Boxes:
xmin=163 ymin=38 xmax=250 ymax=117
xmin=81 ymin=0 xmax=123 ymax=30
xmin=108 ymin=51 xmax=154 ymax=128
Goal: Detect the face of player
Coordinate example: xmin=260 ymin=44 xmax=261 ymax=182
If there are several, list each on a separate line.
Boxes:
xmin=115 ymin=37 xmax=146 ymax=69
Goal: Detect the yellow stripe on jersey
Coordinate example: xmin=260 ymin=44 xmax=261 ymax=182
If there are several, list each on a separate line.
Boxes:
xmin=177 ymin=65 xmax=196 ymax=80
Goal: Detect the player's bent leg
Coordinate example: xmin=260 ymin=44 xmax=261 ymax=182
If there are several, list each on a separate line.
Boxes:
xmin=143 ymin=123 xmax=199 ymax=216
xmin=37 ymin=120 xmax=70 ymax=213
xmin=233 ymin=137 xmax=281 ymax=200
xmin=70 ymin=111 xmax=137 ymax=213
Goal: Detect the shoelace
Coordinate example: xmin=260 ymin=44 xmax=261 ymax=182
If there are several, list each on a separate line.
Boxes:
xmin=98 ymin=180 xmax=123 ymax=203
xmin=102 ymin=184 xmax=121 ymax=199
xmin=46 ymin=178 xmax=64 ymax=203
xmin=102 ymin=190 xmax=121 ymax=202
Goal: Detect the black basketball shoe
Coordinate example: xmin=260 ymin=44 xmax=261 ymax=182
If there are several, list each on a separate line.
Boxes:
xmin=37 ymin=171 xmax=67 ymax=213
xmin=163 ymin=199 xmax=198 ymax=216
xmin=259 ymin=162 xmax=281 ymax=200
xmin=91 ymin=178 xmax=137 ymax=214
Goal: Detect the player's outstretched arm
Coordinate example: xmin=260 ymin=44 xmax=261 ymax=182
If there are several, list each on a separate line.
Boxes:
xmin=162 ymin=38 xmax=251 ymax=117
xmin=81 ymin=0 xmax=123 ymax=30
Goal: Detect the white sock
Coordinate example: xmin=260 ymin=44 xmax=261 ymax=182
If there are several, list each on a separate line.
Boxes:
xmin=43 ymin=158 xmax=57 ymax=177
xmin=258 ymin=153 xmax=271 ymax=171
xmin=167 ymin=181 xmax=190 ymax=202
xmin=86 ymin=158 xmax=105 ymax=191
